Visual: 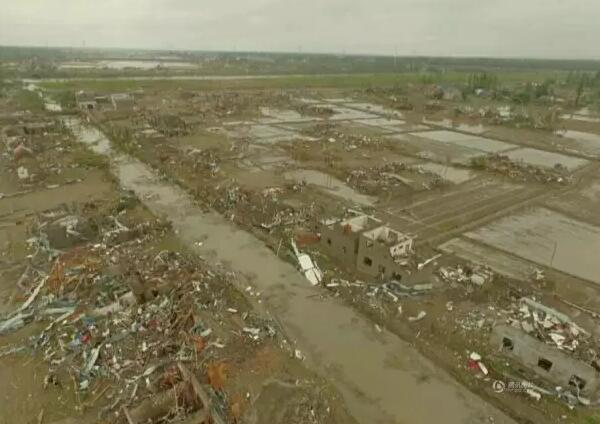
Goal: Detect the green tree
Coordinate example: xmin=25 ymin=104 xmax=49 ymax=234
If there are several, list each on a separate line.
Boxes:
xmin=576 ymin=77 xmax=585 ymax=107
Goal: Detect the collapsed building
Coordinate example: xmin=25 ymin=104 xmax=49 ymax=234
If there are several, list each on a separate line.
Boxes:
xmin=111 ymin=93 xmax=135 ymax=111
xmin=76 ymin=91 xmax=100 ymax=111
xmin=76 ymin=91 xmax=136 ymax=112
xmin=491 ymin=298 xmax=600 ymax=397
xmin=317 ymin=212 xmax=413 ymax=280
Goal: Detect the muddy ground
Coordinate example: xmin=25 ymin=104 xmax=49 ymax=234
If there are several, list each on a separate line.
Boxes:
xmin=3 ymin=73 xmax=600 ymax=423
xmin=0 ymin=97 xmax=356 ymax=424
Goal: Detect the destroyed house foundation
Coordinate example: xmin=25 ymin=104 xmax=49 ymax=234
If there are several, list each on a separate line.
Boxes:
xmin=491 ymin=325 xmax=600 ymax=395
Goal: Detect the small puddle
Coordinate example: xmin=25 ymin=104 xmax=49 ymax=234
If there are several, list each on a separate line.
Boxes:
xmin=557 ymin=130 xmax=600 ymax=145
xmin=258 ymin=107 xmax=313 ymax=123
xmin=343 ymin=102 xmax=404 ymax=118
xmin=561 ymin=108 xmax=600 ymax=123
xmin=554 ymin=130 xmax=600 ymax=156
xmin=466 ymin=208 xmax=600 ymax=285
xmin=417 ymin=162 xmax=476 ymax=184
xmin=65 ymin=118 xmax=112 ymax=154
xmin=502 ymin=148 xmax=588 ymax=171
xmin=284 ymin=169 xmax=376 ymax=206
xmin=414 ymin=130 xmax=513 ymax=153
xmin=423 ymin=118 xmax=487 ymax=134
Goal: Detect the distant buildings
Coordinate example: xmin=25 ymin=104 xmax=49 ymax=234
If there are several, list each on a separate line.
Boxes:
xmin=76 ymin=91 xmax=135 ymax=112
xmin=111 ymin=93 xmax=135 ymax=111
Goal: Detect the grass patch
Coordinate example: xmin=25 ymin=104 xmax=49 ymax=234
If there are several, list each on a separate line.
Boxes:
xmin=38 ymin=71 xmax=564 ymax=93
xmin=71 ymin=149 xmax=110 ymax=170
xmin=12 ymin=89 xmax=45 ymax=111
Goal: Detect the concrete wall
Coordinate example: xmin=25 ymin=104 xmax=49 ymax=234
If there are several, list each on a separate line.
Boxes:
xmin=390 ymin=239 xmax=412 ymax=257
xmin=491 ymin=325 xmax=600 ymax=394
xmin=356 ymin=234 xmax=406 ymax=280
xmin=318 ymin=223 xmax=359 ymax=268
xmin=317 ymin=218 xmax=408 ymax=281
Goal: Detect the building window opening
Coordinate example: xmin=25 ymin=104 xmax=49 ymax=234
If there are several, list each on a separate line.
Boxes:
xmin=537 ymin=358 xmax=553 ymax=371
xmin=569 ymin=375 xmax=587 ymax=390
xmin=502 ymin=337 xmax=514 ymax=351
xmin=363 ymin=257 xmax=373 ymax=267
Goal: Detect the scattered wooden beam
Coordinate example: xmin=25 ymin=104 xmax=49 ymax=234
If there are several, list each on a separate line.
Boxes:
xmin=177 ymin=362 xmax=227 ymax=424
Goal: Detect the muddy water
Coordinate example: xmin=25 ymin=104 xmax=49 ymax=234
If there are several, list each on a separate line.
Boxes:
xmin=423 ymin=118 xmax=487 ymax=135
xmin=414 ymin=130 xmax=514 ymax=153
xmin=502 ymin=147 xmax=588 ymax=171
xmin=284 ymin=169 xmax=376 ymax=206
xmin=466 ymin=208 xmax=600 ymax=285
xmin=66 ymin=117 xmax=516 ymax=424
xmin=556 ymin=130 xmax=600 ymax=155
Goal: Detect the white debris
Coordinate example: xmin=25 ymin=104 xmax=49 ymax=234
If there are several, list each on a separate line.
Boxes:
xmin=83 ymin=347 xmax=101 ymax=374
xmin=17 ymin=166 xmax=29 ymax=180
xmin=243 ymin=327 xmax=260 ymax=336
xmin=470 ymin=274 xmax=486 ymax=286
xmin=469 ymin=352 xmax=482 ymax=361
xmin=408 ymin=311 xmax=426 ymax=322
xmin=532 ymin=268 xmax=545 ymax=281
xmin=549 ymin=333 xmax=566 ymax=347
xmin=417 ymin=253 xmax=442 ymax=270
xmin=526 ymin=389 xmax=541 ymax=401
xmin=521 ymin=321 xmax=534 ymax=333
xmin=291 ymin=240 xmax=323 ymax=286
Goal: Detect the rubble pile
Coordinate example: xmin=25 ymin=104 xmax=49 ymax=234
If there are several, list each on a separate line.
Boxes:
xmin=1 ymin=120 xmax=86 ymax=190
xmin=302 ymin=123 xmax=383 ymax=150
xmin=346 ymin=162 xmax=446 ymax=194
xmin=438 ymin=265 xmax=494 ymax=287
xmin=470 ymin=154 xmax=570 ymax=184
xmin=500 ymin=298 xmax=593 ymax=358
xmin=297 ymin=104 xmax=335 ymax=118
xmin=0 ymin=205 xmax=304 ymax=423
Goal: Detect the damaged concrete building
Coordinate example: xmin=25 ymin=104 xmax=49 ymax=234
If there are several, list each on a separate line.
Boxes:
xmin=491 ymin=325 xmax=599 ymax=395
xmin=111 ymin=93 xmax=135 ymax=111
xmin=318 ymin=212 xmax=413 ymax=280
xmin=490 ymin=297 xmax=600 ymax=397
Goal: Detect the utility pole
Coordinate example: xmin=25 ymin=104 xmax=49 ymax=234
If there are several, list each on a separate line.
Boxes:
xmin=550 ymin=240 xmax=558 ymax=267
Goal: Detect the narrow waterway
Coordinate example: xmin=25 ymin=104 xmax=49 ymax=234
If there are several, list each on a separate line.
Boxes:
xmin=65 ymin=117 xmax=516 ymax=424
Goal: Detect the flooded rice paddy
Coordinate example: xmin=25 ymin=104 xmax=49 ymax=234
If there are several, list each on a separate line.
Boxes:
xmin=465 ymin=208 xmax=600 ymax=284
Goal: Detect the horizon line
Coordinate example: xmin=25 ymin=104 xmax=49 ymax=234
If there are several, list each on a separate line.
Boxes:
xmin=1 ymin=43 xmax=600 ymax=63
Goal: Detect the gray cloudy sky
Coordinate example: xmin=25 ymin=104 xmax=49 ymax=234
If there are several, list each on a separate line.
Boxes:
xmin=1 ymin=0 xmax=598 ymax=59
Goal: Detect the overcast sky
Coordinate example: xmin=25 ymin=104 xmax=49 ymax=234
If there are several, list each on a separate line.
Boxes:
xmin=1 ymin=0 xmax=598 ymax=59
